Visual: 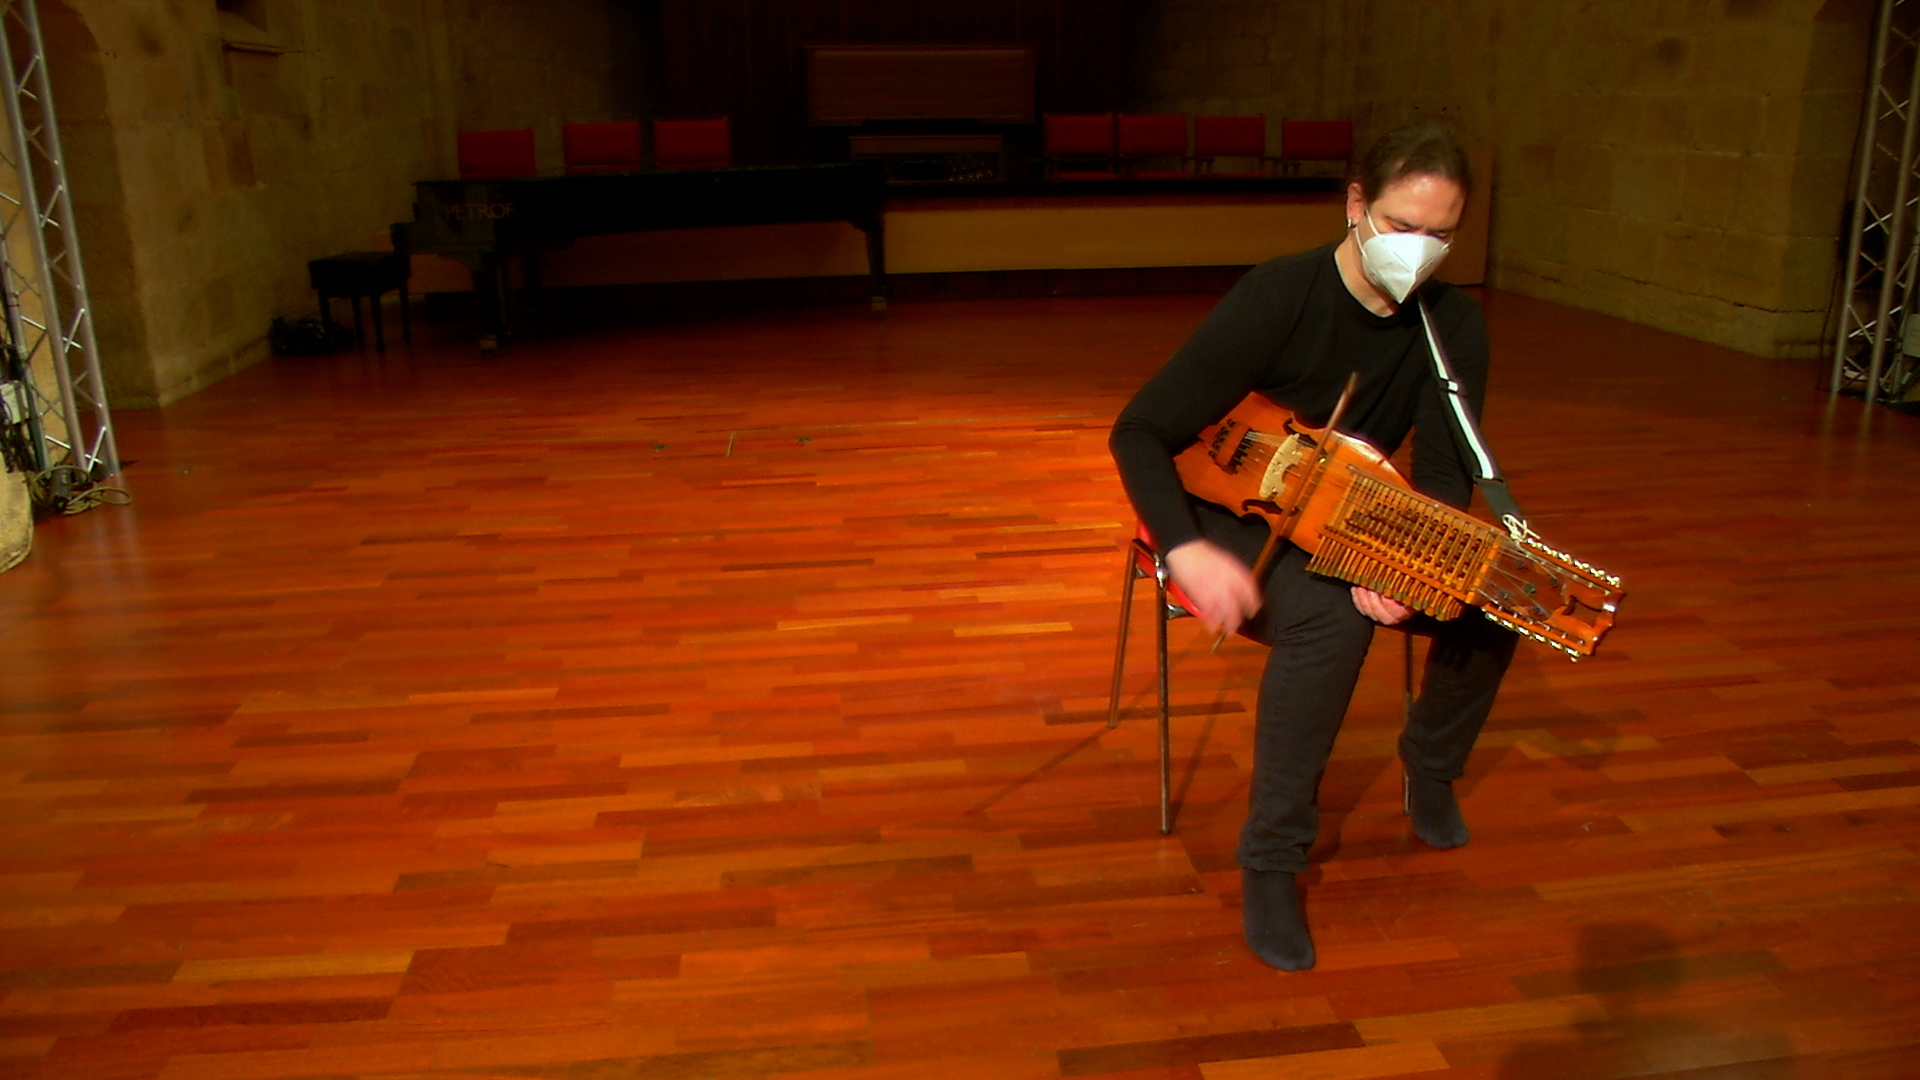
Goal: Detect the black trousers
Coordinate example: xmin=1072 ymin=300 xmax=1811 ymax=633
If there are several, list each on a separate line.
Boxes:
xmin=1192 ymin=502 xmax=1518 ymax=874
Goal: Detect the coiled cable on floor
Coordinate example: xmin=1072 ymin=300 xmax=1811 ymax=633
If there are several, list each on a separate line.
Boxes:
xmin=27 ymin=463 xmax=131 ymax=516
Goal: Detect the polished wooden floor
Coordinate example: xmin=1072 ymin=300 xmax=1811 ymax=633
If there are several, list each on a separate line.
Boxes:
xmin=3 ymin=290 xmax=1918 ymax=1079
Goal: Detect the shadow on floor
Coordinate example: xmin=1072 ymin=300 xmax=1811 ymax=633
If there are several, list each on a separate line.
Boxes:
xmin=1495 ymin=922 xmax=1797 ymax=1079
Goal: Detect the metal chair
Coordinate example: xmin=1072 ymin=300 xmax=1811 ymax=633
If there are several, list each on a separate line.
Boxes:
xmin=456 ymin=128 xmax=537 ymax=179
xmin=1042 ymin=113 xmax=1119 ymax=180
xmin=653 ymin=117 xmax=732 ymax=170
xmin=1278 ymin=119 xmax=1354 ymax=177
xmin=1117 ymin=114 xmax=1191 ymax=180
xmin=1192 ymin=115 xmax=1270 ymax=178
xmin=1107 ymin=526 xmax=1416 ymax=834
xmin=563 ymin=121 xmax=643 ymax=174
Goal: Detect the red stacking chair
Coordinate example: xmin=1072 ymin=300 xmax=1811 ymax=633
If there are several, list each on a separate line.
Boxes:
xmin=1278 ymin=119 xmax=1354 ymax=176
xmin=653 ymin=117 xmax=732 ymax=170
xmin=1118 ymin=114 xmax=1192 ymax=180
xmin=457 ymin=129 xmax=537 ymax=179
xmin=1106 ymin=524 xmax=1230 ymax=835
xmin=563 ymin=122 xmax=642 ymax=175
xmin=1043 ymin=113 xmax=1118 ymax=180
xmin=1193 ymin=115 xmax=1269 ymax=178
xmin=1107 ymin=523 xmax=1416 ymax=834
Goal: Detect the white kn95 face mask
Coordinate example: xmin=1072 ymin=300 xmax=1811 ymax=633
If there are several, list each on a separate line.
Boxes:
xmin=1358 ymin=208 xmax=1450 ymax=303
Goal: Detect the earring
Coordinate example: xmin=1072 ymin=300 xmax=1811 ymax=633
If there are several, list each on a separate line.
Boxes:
xmin=1346 ymin=219 xmax=1355 ymax=229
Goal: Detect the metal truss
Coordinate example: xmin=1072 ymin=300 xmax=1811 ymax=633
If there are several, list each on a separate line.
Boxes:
xmin=0 ymin=0 xmax=116 ymax=480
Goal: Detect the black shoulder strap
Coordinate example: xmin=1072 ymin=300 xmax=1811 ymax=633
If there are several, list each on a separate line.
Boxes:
xmin=1415 ymin=294 xmax=1532 ymax=538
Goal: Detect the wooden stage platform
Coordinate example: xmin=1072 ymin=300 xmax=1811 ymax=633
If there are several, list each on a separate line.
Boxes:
xmin=2 ymin=288 xmax=1918 ymax=1078
xmin=401 ymin=167 xmax=1488 ymax=301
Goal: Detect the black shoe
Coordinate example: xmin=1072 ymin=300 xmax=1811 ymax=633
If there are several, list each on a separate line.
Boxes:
xmin=1403 ymin=770 xmax=1470 ymax=849
xmin=1241 ymin=867 xmax=1315 ymax=971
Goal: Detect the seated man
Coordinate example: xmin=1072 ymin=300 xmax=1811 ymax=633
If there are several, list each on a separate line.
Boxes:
xmin=1108 ymin=119 xmax=1517 ymax=970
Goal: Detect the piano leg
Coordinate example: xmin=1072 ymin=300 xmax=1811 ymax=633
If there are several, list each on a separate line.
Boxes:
xmin=523 ymin=250 xmax=545 ymax=320
xmin=463 ymin=253 xmax=510 ymax=352
xmin=494 ymin=256 xmax=515 ymax=346
xmin=860 ymin=216 xmax=888 ymax=316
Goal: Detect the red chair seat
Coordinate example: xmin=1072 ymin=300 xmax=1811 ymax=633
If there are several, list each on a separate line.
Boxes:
xmin=1280 ymin=119 xmax=1353 ymax=166
xmin=654 ymin=118 xmax=731 ymax=170
xmin=457 ymin=129 xmax=536 ymax=179
xmin=1119 ymin=114 xmax=1191 ymax=180
xmin=1131 ymin=522 xmax=1202 ymax=616
xmin=564 ymin=122 xmax=642 ymax=175
xmin=1194 ymin=115 xmax=1268 ymax=178
xmin=1044 ymin=113 xmax=1116 ymax=180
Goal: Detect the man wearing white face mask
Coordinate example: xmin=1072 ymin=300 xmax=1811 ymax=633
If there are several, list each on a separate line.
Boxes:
xmin=1109 ymin=120 xmax=1518 ymax=971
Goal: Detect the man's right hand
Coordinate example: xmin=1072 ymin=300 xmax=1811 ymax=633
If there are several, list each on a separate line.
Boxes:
xmin=1163 ymin=539 xmax=1263 ymax=637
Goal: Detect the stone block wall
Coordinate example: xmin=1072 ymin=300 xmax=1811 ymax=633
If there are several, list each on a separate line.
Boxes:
xmin=53 ymin=0 xmax=445 ymax=406
xmin=0 ymin=470 xmax=27 ymax=574
xmin=35 ymin=0 xmax=1876 ymax=409
xmin=1132 ymin=0 xmax=1874 ymax=359
xmin=441 ymin=0 xmax=646 ymax=177
xmin=49 ymin=0 xmax=644 ymax=408
xmin=1131 ymin=1 xmax=1351 ymax=164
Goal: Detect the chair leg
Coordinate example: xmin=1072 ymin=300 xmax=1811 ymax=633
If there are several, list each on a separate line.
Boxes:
xmin=371 ymin=291 xmax=386 ymax=352
xmin=1403 ymin=632 xmax=1416 ymax=727
xmin=1106 ymin=546 xmax=1140 ymax=730
xmin=1154 ymin=557 xmax=1173 ymax=835
xmin=1109 ymin=537 xmax=1180 ymax=835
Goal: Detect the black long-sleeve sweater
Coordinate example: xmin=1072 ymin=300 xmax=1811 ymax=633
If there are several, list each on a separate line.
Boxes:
xmin=1109 ymin=242 xmax=1490 ymax=553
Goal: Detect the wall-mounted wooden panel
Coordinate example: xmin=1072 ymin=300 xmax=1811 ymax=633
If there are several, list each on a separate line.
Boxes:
xmin=661 ymin=0 xmax=1130 ymax=164
xmin=808 ymin=46 xmax=1035 ymax=125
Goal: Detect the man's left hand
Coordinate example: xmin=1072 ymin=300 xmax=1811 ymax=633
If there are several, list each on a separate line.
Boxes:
xmin=1351 ymin=586 xmax=1414 ymax=625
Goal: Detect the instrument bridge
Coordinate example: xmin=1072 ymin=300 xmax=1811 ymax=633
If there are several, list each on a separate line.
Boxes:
xmin=1258 ymin=433 xmax=1311 ymax=500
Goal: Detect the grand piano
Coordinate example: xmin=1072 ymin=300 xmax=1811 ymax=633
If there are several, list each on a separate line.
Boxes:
xmin=402 ymin=162 xmax=888 ymax=348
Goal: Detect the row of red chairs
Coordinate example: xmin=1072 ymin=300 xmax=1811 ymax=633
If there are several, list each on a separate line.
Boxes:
xmin=1044 ymin=114 xmax=1352 ymax=180
xmin=457 ymin=118 xmax=732 ymax=179
xmin=458 ymin=114 xmax=1349 ymax=182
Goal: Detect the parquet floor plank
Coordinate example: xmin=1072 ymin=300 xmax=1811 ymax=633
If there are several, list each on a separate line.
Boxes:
xmin=4 ymin=292 xmax=1919 ymax=1076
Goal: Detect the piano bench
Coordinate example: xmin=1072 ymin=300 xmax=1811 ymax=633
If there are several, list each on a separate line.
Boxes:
xmin=308 ymin=251 xmax=410 ymax=352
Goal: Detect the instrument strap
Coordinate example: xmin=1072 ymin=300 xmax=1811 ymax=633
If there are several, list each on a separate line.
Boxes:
xmin=1416 ymin=294 xmax=1534 ymax=540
